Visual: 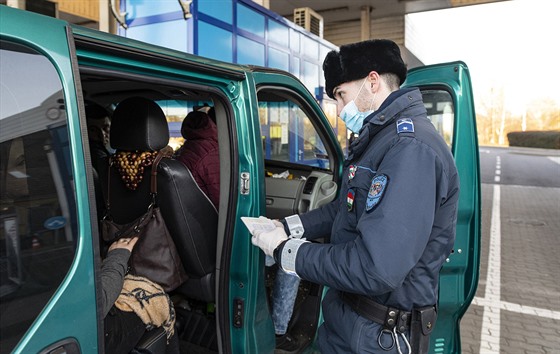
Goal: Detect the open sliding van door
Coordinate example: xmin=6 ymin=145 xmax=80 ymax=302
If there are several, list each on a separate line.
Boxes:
xmin=403 ymin=61 xmax=481 ymax=354
xmin=0 ymin=6 xmax=98 ymax=354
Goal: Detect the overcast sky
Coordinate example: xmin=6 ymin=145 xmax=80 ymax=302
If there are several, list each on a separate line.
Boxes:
xmin=406 ymin=0 xmax=559 ymax=115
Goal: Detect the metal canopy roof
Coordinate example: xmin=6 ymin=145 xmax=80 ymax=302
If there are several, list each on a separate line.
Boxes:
xmin=269 ymin=0 xmax=508 ymax=24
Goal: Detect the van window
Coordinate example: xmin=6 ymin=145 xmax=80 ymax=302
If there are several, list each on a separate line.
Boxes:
xmin=321 ymin=100 xmax=348 ymax=156
xmin=155 ymin=99 xmax=213 ymax=151
xmin=258 ymin=90 xmax=330 ymax=170
xmin=0 ymin=40 xmax=77 ymax=353
xmin=421 ymin=89 xmax=455 ymax=147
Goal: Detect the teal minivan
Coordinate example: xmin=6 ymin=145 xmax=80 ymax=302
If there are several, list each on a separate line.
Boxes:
xmin=0 ymin=6 xmax=480 ymax=354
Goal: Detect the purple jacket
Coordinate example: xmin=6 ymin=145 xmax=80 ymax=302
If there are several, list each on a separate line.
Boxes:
xmin=176 ymin=111 xmax=220 ymax=208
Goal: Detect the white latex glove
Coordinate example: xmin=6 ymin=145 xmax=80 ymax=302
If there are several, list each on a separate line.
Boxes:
xmin=251 ymin=226 xmax=288 ymax=257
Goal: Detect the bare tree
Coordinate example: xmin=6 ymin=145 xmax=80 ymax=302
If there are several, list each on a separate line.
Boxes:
xmin=475 ymin=87 xmax=559 ymax=147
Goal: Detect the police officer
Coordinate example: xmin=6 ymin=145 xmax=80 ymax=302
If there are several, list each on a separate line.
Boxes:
xmin=251 ymin=39 xmax=460 ymax=354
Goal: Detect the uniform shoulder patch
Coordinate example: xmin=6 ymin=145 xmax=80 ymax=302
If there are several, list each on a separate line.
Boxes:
xmin=396 ymin=118 xmax=414 ymax=134
xmin=365 ymin=174 xmax=388 ymax=212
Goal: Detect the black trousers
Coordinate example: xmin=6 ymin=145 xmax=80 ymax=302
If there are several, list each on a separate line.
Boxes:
xmin=104 ymin=307 xmax=180 ymax=354
xmin=105 ymin=307 xmax=146 ymax=354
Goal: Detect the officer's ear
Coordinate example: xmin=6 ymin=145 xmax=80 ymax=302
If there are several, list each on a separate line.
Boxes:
xmin=366 ymin=71 xmax=380 ymax=90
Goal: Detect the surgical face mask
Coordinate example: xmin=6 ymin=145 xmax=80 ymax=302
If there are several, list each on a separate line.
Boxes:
xmin=339 ymin=79 xmax=375 ymax=133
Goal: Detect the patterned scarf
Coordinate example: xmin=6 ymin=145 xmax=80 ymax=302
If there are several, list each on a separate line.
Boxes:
xmin=114 ymin=274 xmax=176 ymax=341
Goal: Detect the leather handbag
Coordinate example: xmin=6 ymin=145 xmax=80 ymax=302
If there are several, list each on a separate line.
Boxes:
xmin=101 ymin=148 xmax=188 ymax=292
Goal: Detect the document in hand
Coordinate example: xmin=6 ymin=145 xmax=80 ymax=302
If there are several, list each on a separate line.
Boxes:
xmin=240 ymin=217 xmax=276 ymax=235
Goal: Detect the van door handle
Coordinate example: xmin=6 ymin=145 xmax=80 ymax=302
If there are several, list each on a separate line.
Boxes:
xmin=39 ymin=338 xmax=80 ymax=354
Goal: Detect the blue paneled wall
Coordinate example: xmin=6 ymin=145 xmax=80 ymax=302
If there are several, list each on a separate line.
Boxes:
xmin=120 ymin=0 xmax=337 ymax=96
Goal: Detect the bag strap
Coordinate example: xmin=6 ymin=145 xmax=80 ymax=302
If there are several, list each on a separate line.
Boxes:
xmin=104 ymin=157 xmax=114 ymax=217
xmin=150 ymin=146 xmax=173 ymax=195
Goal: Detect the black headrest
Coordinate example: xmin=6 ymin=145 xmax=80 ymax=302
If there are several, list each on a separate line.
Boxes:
xmin=110 ymin=97 xmax=169 ymax=151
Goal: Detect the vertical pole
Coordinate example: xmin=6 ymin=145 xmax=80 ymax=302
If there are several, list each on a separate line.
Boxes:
xmin=361 ymin=6 xmax=371 ymax=41
xmin=99 ymin=0 xmax=110 ymax=33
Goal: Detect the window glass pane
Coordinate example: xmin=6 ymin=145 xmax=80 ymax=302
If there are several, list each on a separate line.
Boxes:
xmin=237 ymin=36 xmax=264 ymax=66
xmin=157 ymin=100 xmax=190 ymax=150
xmin=124 ymin=0 xmax=179 ymax=18
xmin=199 ymin=0 xmax=233 ymax=24
xmin=303 ymin=61 xmax=319 ymax=93
xmin=319 ymin=45 xmax=331 ymax=86
xmin=155 ymin=99 xmax=213 ymax=151
xmin=302 ymin=35 xmax=318 ymax=60
xmin=268 ymin=47 xmax=289 ymax=71
xmin=237 ymin=3 xmax=264 ymax=37
xmin=290 ymin=28 xmax=300 ymax=52
xmin=269 ymin=21 xmax=289 ymax=47
xmin=126 ymin=20 xmax=188 ymax=53
xmin=291 ymin=57 xmax=300 ymax=77
xmin=322 ymin=101 xmax=348 ymax=156
xmin=258 ymin=90 xmax=329 ymax=169
xmin=198 ymin=21 xmax=233 ymax=62
xmin=421 ymin=89 xmax=454 ymax=147
xmin=0 ymin=40 xmax=77 ymax=353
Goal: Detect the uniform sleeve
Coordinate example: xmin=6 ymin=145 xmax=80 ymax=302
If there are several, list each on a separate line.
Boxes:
xmin=100 ymin=248 xmax=131 ymax=317
xmin=297 ymin=199 xmax=339 ymax=240
xmin=294 ymin=138 xmax=441 ymax=295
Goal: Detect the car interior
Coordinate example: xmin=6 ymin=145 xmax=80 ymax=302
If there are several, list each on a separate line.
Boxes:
xmin=79 ymin=66 xmax=340 ymax=353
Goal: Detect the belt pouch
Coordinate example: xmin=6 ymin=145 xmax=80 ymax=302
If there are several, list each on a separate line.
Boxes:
xmin=410 ymin=306 xmax=437 ymax=354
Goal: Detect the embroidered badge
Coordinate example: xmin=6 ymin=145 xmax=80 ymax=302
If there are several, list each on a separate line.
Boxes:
xmin=396 ymin=118 xmax=414 ymax=134
xmin=365 ymin=174 xmax=388 ymax=212
xmin=348 ymin=165 xmax=357 ymax=180
xmin=347 ymin=188 xmax=355 ymax=211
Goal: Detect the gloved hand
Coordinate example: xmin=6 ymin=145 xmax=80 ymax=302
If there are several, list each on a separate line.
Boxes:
xmin=251 ymin=226 xmax=288 ymax=257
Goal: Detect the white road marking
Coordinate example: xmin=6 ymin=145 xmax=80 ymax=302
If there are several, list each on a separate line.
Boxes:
xmin=473 ymin=297 xmax=560 ymax=320
xmin=478 ymin=184 xmax=501 ymax=353
xmin=494 ymin=156 xmax=501 ymax=183
xmin=476 ymin=154 xmax=559 ymax=352
xmin=548 ymin=156 xmax=560 ymax=165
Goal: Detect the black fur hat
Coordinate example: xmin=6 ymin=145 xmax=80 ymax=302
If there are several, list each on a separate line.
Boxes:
xmin=323 ymin=39 xmax=407 ymax=99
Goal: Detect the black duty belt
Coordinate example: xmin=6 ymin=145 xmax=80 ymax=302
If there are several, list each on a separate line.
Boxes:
xmin=341 ymin=292 xmax=411 ymax=333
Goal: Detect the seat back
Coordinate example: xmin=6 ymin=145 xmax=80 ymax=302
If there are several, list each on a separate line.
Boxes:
xmin=103 ymin=97 xmax=218 ymax=302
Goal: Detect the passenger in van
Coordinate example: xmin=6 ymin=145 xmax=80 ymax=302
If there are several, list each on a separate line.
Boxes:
xmin=176 ymin=109 xmax=300 ymax=351
xmin=85 ymin=101 xmax=113 ymax=173
xmin=85 ymin=101 xmax=113 ymax=226
xmin=101 ymin=236 xmax=179 ymax=354
xmin=175 ymin=109 xmax=220 ymax=209
xmin=250 ymin=39 xmax=460 ymax=354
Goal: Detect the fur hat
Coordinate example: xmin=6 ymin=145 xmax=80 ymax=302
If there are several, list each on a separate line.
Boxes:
xmin=323 ymin=39 xmax=407 ymax=99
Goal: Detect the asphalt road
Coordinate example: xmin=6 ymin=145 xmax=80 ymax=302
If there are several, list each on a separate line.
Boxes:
xmin=460 ymin=146 xmax=560 ymax=353
xmin=479 ymin=146 xmax=560 ymax=188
